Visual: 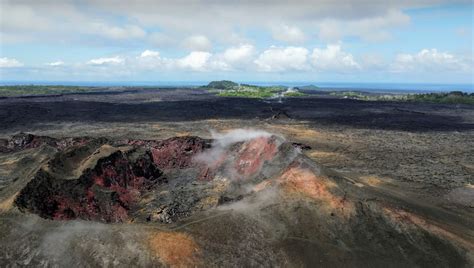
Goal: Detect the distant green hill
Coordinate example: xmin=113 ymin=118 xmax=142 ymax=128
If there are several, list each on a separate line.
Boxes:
xmin=205 ymin=80 xmax=295 ymax=98
xmin=206 ymin=80 xmax=238 ymax=89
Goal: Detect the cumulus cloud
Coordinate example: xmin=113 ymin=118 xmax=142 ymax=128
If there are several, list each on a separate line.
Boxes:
xmin=271 ymin=24 xmax=306 ymax=44
xmin=135 ymin=45 xmax=255 ymax=72
xmin=176 ymin=51 xmax=212 ymax=71
xmin=47 ymin=61 xmax=64 ymax=66
xmin=317 ymin=9 xmax=410 ymax=42
xmin=255 ymin=46 xmax=309 ymax=72
xmin=3 ymin=0 xmax=458 ymax=47
xmin=0 ymin=57 xmax=23 ymax=68
xmin=1 ymin=1 xmax=147 ymax=43
xmin=218 ymin=44 xmax=256 ymax=69
xmin=391 ymin=49 xmax=472 ymax=73
xmin=135 ymin=50 xmax=166 ymax=69
xmin=148 ymin=32 xmax=175 ymax=46
xmin=0 ymin=3 xmax=50 ymax=32
xmin=87 ymin=23 xmax=146 ymax=40
xmin=182 ymin=35 xmax=212 ymax=51
xmin=87 ymin=56 xmax=124 ymax=65
xmin=310 ymin=43 xmax=360 ymax=72
xmin=140 ymin=50 xmax=160 ymax=58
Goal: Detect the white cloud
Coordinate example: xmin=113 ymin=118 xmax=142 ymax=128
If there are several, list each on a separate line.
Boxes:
xmin=176 ymin=51 xmax=212 ymax=71
xmin=140 ymin=50 xmax=160 ymax=58
xmin=87 ymin=56 xmax=124 ymax=65
xmin=3 ymin=0 xmax=448 ymax=47
xmin=310 ymin=43 xmax=360 ymax=72
xmin=255 ymin=46 xmax=309 ymax=72
xmin=47 ymin=61 xmax=64 ymax=66
xmin=350 ymin=9 xmax=410 ymax=42
xmin=271 ymin=24 xmax=306 ymax=44
xmin=220 ymin=44 xmax=256 ymax=68
xmin=0 ymin=57 xmax=23 ymax=68
xmin=136 ymin=45 xmax=255 ymax=72
xmin=391 ymin=49 xmax=471 ymax=73
xmin=182 ymin=35 xmax=212 ymax=51
xmin=1 ymin=2 xmax=147 ymax=43
xmin=87 ymin=23 xmax=146 ymax=40
xmin=318 ymin=9 xmax=410 ymax=42
xmin=135 ymin=50 xmax=167 ymax=69
xmin=0 ymin=3 xmax=50 ymax=32
xmin=148 ymin=32 xmax=174 ymax=46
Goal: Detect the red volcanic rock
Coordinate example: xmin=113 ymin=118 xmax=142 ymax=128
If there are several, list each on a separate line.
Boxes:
xmin=150 ymin=136 xmax=211 ymax=170
xmin=197 ymin=152 xmax=227 ymax=181
xmin=234 ymin=136 xmax=278 ymax=177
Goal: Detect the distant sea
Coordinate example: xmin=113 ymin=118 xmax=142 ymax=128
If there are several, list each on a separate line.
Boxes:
xmin=1 ymin=81 xmax=472 ymax=93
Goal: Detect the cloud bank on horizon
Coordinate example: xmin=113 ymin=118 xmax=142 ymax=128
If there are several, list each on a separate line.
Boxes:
xmin=0 ymin=0 xmax=472 ymax=83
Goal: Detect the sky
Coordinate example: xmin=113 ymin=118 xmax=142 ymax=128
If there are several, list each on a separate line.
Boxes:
xmin=0 ymin=0 xmax=473 ymax=84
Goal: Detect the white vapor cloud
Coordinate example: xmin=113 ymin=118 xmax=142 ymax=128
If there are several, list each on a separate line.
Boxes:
xmin=0 ymin=57 xmax=23 ymax=68
xmin=193 ymin=129 xmax=277 ymax=181
xmin=210 ymin=129 xmax=272 ymax=147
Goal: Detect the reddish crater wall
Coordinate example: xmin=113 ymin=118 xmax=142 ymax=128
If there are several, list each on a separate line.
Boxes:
xmin=15 ymin=151 xmax=164 ymax=222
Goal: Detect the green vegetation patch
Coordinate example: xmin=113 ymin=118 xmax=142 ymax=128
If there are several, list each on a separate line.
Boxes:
xmin=217 ymin=89 xmax=276 ymax=98
xmin=408 ymin=91 xmax=474 ymax=105
xmin=331 ymin=90 xmax=474 ymax=105
xmin=207 ymin=80 xmax=300 ymax=99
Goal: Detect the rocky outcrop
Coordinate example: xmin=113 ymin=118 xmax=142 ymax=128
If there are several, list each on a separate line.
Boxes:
xmin=0 ymin=132 xmax=92 ymax=152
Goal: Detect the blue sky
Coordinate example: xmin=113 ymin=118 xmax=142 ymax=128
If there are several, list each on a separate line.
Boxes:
xmin=0 ymin=0 xmax=472 ymax=84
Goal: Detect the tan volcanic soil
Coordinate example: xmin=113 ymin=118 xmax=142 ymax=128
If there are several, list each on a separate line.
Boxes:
xmin=0 ymin=89 xmax=473 ymax=267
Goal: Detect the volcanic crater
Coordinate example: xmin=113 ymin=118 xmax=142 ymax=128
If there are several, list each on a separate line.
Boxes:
xmin=0 ymin=130 xmax=473 ymax=267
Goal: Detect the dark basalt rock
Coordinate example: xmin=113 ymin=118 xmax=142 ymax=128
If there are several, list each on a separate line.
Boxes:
xmin=0 ymin=132 xmax=94 ymax=152
xmin=291 ymin=142 xmax=312 ymax=150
